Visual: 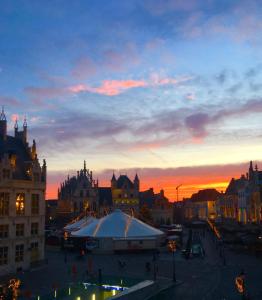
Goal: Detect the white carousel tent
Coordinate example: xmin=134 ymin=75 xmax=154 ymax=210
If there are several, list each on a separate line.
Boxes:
xmin=72 ymin=210 xmax=165 ymax=252
xmin=64 ymin=216 xmax=97 ymax=232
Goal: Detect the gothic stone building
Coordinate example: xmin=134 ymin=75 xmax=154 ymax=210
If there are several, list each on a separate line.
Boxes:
xmin=58 ymin=162 xmax=99 ymax=216
xmin=0 ymin=110 xmax=46 ymax=276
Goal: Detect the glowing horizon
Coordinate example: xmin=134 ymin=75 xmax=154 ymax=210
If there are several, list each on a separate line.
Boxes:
xmin=1 ymin=1 xmax=262 ymax=200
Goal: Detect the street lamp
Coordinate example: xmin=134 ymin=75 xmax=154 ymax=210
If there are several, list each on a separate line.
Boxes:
xmin=168 ymin=240 xmax=177 ymax=282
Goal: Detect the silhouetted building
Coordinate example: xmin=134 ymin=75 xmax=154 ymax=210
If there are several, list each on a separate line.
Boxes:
xmin=139 ymin=188 xmax=173 ymax=225
xmin=57 ymin=161 xmax=99 ymax=216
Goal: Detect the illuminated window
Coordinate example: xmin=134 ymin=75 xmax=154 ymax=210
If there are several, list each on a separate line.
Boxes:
xmin=0 ymin=193 xmax=9 ymax=216
xmin=16 ymin=194 xmax=25 ymax=215
xmin=30 ymin=242 xmax=39 ymax=261
xmin=0 ymin=225 xmax=8 ymax=238
xmin=31 ymin=194 xmax=39 ymax=214
xmin=16 ymin=224 xmax=24 ymax=237
xmin=2 ymin=169 xmax=10 ymax=179
xmin=0 ymin=247 xmax=8 ymax=265
xmin=15 ymin=244 xmax=24 ymax=262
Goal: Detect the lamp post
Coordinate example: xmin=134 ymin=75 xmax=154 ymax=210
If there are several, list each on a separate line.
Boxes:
xmin=168 ymin=240 xmax=176 ymax=282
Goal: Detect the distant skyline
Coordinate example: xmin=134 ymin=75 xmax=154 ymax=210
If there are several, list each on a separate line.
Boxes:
xmin=1 ymin=1 xmax=262 ymax=200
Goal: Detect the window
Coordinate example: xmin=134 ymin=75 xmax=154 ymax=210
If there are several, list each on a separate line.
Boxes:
xmin=31 ymin=194 xmax=39 ymax=215
xmin=16 ymin=224 xmax=24 ymax=237
xmin=31 ymin=223 xmax=38 ymax=235
xmin=16 ymin=193 xmax=25 ymax=215
xmin=0 ymin=193 xmax=9 ymax=216
xmin=0 ymin=224 xmax=8 ymax=238
xmin=0 ymin=247 xmax=8 ymax=265
xmin=30 ymin=242 xmax=39 ymax=261
xmin=2 ymin=169 xmax=10 ymax=179
xmin=80 ymin=190 xmax=83 ymax=197
xmin=33 ymin=173 xmax=40 ymax=182
xmin=15 ymin=244 xmax=24 ymax=262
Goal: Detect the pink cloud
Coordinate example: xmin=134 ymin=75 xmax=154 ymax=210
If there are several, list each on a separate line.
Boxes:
xmin=71 ymin=57 xmax=97 ymax=79
xmin=11 ymin=114 xmax=19 ymax=122
xmin=26 ymin=75 xmax=193 ymax=100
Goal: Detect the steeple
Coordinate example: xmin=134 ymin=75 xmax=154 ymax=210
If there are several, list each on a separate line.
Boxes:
xmin=249 ymin=160 xmax=254 ymax=182
xmin=111 ymin=172 xmax=117 ymax=188
xmin=0 ymin=106 xmax=7 ymax=140
xmin=134 ymin=173 xmax=140 ymax=191
xmin=22 ymin=116 xmax=27 ymax=143
xmin=83 ymin=160 xmax=87 ymax=175
xmin=14 ymin=117 xmax=18 ymax=133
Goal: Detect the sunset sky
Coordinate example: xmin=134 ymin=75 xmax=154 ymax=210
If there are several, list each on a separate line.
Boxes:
xmin=1 ymin=1 xmax=262 ymax=200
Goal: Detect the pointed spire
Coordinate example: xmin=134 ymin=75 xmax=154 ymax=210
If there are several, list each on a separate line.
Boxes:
xmin=249 ymin=160 xmax=253 ymax=171
xmin=14 ymin=117 xmax=18 ymax=130
xmin=134 ymin=173 xmax=139 ymax=181
xmin=111 ymin=171 xmax=116 ymax=181
xmin=0 ymin=106 xmax=6 ymax=121
xmin=83 ymin=160 xmax=87 ymax=175
xmin=255 ymin=164 xmax=258 ymax=171
xmin=23 ymin=116 xmax=27 ymax=128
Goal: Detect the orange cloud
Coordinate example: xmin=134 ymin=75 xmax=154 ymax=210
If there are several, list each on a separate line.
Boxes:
xmin=46 ymin=162 xmax=253 ymax=201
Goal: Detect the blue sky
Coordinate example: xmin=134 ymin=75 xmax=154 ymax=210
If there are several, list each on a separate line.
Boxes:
xmin=1 ymin=0 xmax=262 ymax=199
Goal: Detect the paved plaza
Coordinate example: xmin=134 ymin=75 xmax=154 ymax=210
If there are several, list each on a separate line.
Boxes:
xmin=11 ymin=229 xmax=262 ymax=299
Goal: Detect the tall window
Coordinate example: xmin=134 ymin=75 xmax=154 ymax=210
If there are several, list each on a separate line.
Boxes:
xmin=16 ymin=193 xmax=25 ymax=215
xmin=0 ymin=193 xmax=9 ymax=216
xmin=0 ymin=247 xmax=8 ymax=265
xmin=16 ymin=224 xmax=24 ymax=237
xmin=0 ymin=224 xmax=9 ymax=238
xmin=30 ymin=242 xmax=39 ymax=261
xmin=2 ymin=169 xmax=10 ymax=179
xmin=15 ymin=244 xmax=24 ymax=262
xmin=31 ymin=194 xmax=39 ymax=215
xmin=31 ymin=223 xmax=38 ymax=235
xmin=33 ymin=173 xmax=40 ymax=182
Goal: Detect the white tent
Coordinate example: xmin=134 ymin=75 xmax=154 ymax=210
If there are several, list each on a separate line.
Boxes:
xmin=64 ymin=216 xmax=97 ymax=232
xmin=72 ymin=210 xmax=164 ymax=252
xmin=72 ymin=209 xmax=163 ymax=238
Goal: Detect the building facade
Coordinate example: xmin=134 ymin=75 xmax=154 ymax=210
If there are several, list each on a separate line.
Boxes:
xmin=0 ymin=110 xmax=46 ymax=276
xmin=57 ymin=162 xmax=99 ymax=216
xmin=111 ymin=174 xmax=139 ymax=214
xmin=139 ymin=188 xmax=173 ymax=225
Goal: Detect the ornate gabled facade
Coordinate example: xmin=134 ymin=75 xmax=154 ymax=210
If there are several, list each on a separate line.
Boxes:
xmin=111 ymin=174 xmax=139 ymax=214
xmin=0 ymin=109 xmax=46 ymax=276
xmin=58 ymin=161 xmax=99 ymax=216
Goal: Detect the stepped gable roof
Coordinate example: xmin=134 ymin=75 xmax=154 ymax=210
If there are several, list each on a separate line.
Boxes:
xmin=191 ymin=188 xmax=221 ymax=202
xmin=72 ymin=209 xmax=164 ymax=238
xmin=225 ymin=176 xmax=247 ymax=195
xmin=98 ymin=187 xmax=112 ymax=206
xmin=0 ymin=135 xmax=32 ymax=180
xmin=116 ymin=175 xmax=134 ymax=189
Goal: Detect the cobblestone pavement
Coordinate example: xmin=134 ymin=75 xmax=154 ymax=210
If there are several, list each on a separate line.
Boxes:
xmin=10 ymin=229 xmax=262 ymax=299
